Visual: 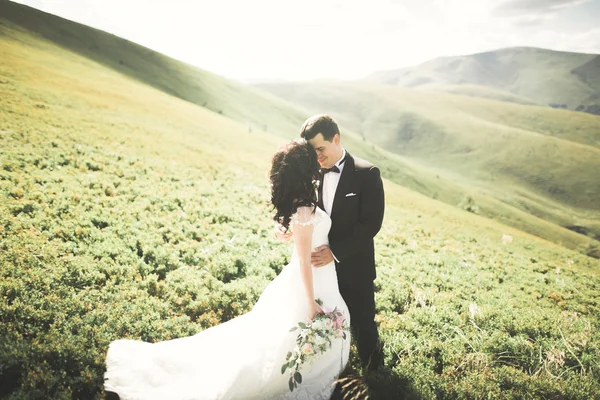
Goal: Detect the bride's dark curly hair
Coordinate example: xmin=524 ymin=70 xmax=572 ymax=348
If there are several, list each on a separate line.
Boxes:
xmin=270 ymin=139 xmax=320 ymax=230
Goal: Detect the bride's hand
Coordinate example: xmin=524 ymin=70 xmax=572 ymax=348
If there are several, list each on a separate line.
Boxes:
xmin=308 ymin=301 xmax=324 ymax=320
xmin=274 ymin=223 xmax=293 ymax=243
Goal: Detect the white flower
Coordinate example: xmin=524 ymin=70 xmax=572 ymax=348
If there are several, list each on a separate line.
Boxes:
xmin=314 ymin=334 xmax=326 ymax=347
xmin=312 ymin=320 xmax=325 ymax=330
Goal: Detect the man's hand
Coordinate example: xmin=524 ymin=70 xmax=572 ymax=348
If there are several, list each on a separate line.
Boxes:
xmin=274 ymin=223 xmax=292 ymax=243
xmin=311 ymin=245 xmax=334 ymax=267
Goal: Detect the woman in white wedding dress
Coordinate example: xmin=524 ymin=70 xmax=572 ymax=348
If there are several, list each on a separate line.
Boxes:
xmin=104 ymin=139 xmax=350 ymax=400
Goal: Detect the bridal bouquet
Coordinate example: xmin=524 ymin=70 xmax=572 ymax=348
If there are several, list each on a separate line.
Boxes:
xmin=281 ymin=300 xmax=349 ymax=392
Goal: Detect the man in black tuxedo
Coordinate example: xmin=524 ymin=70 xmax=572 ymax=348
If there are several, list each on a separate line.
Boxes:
xmin=301 ymin=114 xmax=385 ymax=372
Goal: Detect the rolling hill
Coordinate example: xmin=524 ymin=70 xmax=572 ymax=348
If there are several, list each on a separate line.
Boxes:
xmin=0 ymin=0 xmax=308 ymax=137
xmin=2 ymin=1 xmax=600 ymax=399
xmin=257 ymin=81 xmax=600 ymax=248
xmin=363 ymin=47 xmax=600 ymax=114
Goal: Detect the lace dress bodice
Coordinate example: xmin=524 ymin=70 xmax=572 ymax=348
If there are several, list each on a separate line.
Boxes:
xmin=291 ymin=206 xmax=331 ymax=252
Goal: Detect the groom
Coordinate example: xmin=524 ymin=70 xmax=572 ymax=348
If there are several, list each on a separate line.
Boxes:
xmin=301 ymin=114 xmax=385 ymax=372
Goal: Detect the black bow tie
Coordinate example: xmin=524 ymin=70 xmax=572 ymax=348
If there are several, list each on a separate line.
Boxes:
xmin=321 ymin=154 xmax=346 ymax=174
xmin=322 ymin=165 xmax=340 ymax=174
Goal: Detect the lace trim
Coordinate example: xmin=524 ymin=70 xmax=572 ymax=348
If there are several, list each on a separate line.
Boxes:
xmin=291 ymin=209 xmax=323 ymax=227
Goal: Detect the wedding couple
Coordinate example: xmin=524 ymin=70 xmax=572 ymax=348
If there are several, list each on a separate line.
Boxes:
xmin=104 ymin=114 xmax=385 ymax=399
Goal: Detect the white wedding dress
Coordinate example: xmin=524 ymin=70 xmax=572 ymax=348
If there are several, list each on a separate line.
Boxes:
xmin=104 ymin=206 xmax=350 ymax=399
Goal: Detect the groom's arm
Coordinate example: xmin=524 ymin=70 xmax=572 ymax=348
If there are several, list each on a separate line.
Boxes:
xmin=329 ymin=166 xmax=384 ymax=262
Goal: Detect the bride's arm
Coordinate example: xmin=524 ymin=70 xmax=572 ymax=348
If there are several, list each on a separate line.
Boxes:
xmin=292 ymin=206 xmax=323 ymax=319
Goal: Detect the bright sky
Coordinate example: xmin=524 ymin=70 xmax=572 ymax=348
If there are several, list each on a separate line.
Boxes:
xmin=12 ymin=0 xmax=600 ymax=83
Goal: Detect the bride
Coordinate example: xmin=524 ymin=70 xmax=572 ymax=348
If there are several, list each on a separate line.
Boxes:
xmin=104 ymin=139 xmax=351 ymax=399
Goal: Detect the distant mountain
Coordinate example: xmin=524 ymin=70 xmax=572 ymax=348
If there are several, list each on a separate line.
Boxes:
xmin=363 ymin=47 xmax=600 ymax=115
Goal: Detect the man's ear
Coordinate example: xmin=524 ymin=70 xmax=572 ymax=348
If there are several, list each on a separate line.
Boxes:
xmin=333 ymin=134 xmax=340 ymax=145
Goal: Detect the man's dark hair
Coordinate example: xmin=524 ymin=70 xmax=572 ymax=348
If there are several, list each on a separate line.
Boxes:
xmin=300 ymin=114 xmax=340 ymax=142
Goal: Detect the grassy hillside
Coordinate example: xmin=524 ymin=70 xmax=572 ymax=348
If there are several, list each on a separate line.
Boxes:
xmin=2 ymin=3 xmax=600 ymax=400
xmin=257 ymin=81 xmax=600 ymax=248
xmin=0 ymin=0 xmax=308 ymax=137
xmin=425 ymin=84 xmax=537 ymax=106
xmin=363 ymin=47 xmax=600 ymax=113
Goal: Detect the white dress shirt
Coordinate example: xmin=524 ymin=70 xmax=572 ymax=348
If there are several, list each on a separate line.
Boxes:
xmin=322 ymin=148 xmax=347 ymax=217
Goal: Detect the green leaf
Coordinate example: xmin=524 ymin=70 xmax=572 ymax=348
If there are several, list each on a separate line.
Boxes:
xmin=289 ymin=377 xmax=294 ymax=392
xmin=286 ymin=351 xmax=292 ymax=359
xmin=298 ymin=322 xmax=307 ymax=329
xmin=294 ymin=371 xmax=303 ymax=384
xmin=281 ymin=363 xmax=288 ymax=375
xmin=289 ymin=326 xmax=297 ymax=332
xmin=289 ymin=359 xmax=296 ymax=367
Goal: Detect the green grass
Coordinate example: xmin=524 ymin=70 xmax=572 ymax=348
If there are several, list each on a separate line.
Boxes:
xmin=1 ymin=3 xmax=600 ymax=400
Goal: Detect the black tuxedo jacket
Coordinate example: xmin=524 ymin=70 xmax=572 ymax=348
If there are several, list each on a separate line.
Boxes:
xmin=318 ymin=152 xmax=385 ymax=283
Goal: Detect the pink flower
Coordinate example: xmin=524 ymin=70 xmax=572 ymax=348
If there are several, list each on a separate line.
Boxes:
xmin=302 ymin=343 xmax=313 ymax=355
xmin=332 ymin=313 xmax=344 ymax=331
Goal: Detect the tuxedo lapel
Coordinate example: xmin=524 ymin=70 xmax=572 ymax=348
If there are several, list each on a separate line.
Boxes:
xmin=317 ymin=172 xmax=325 ymax=211
xmin=330 ymin=154 xmax=355 ymax=221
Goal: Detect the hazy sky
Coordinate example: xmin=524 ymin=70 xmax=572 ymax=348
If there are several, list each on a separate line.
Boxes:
xmin=12 ymin=0 xmax=600 ymax=82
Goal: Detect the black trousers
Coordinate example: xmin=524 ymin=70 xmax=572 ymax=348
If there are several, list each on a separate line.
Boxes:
xmin=338 ymin=276 xmax=380 ymax=366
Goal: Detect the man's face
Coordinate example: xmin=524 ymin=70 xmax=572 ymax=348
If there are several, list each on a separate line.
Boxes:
xmin=307 ymin=133 xmax=342 ymax=169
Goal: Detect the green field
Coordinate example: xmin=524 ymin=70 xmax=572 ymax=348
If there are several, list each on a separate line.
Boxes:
xmin=1 ymin=2 xmax=600 ymax=399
